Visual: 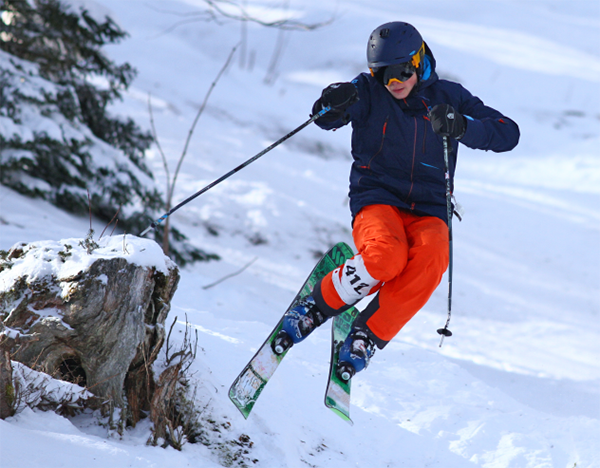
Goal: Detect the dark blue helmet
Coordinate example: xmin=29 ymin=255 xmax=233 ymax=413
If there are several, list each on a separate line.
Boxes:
xmin=367 ymin=22 xmax=425 ymax=72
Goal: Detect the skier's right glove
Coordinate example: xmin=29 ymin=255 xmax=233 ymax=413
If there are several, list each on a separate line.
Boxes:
xmin=312 ymin=82 xmax=359 ymax=123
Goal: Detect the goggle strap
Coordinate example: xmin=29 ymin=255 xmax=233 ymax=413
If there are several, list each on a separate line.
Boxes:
xmin=411 ymin=42 xmax=425 ymax=69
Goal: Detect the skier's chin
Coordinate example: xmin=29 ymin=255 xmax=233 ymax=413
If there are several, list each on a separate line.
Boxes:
xmin=387 ymin=87 xmax=408 ymax=100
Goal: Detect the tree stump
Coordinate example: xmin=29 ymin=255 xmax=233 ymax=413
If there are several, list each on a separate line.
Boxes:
xmin=0 ymin=236 xmax=179 ymax=421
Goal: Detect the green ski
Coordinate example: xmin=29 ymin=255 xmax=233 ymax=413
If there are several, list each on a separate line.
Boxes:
xmin=229 ymin=242 xmax=354 ymax=419
xmin=324 ymin=305 xmax=360 ymax=424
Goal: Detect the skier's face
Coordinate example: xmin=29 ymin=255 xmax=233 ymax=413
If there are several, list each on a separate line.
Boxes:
xmin=385 ymin=72 xmax=417 ymax=100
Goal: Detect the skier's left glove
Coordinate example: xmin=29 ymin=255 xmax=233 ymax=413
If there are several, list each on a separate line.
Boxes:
xmin=312 ymin=82 xmax=359 ymax=123
xmin=429 ymin=104 xmax=467 ymax=140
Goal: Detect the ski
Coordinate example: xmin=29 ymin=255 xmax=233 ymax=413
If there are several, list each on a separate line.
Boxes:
xmin=229 ymin=242 xmax=354 ymax=419
xmin=324 ymin=305 xmax=360 ymax=425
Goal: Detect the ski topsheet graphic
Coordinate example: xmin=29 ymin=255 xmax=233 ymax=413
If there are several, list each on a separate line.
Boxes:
xmin=325 ymin=306 xmax=360 ymax=424
xmin=229 ymin=242 xmax=354 ymax=419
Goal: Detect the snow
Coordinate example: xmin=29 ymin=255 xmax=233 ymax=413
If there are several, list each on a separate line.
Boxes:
xmin=1 ymin=0 xmax=599 ymax=467
xmin=10 ymin=362 xmax=96 ymax=412
xmin=0 ymin=236 xmax=174 ymax=290
xmin=62 ymin=0 xmax=116 ymax=26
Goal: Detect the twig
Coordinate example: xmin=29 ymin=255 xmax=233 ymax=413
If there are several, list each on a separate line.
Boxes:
xmin=163 ymin=315 xmax=198 ymax=375
xmin=164 ymin=316 xmax=178 ymax=364
xmin=122 ymin=233 xmax=129 ymax=254
xmin=202 ymin=256 xmax=258 ymax=289
xmin=99 ymin=205 xmax=121 ymax=239
xmin=110 ymin=220 xmax=119 ymax=237
xmin=148 ymin=0 xmax=335 ymax=38
xmin=181 ymin=328 xmax=198 ymax=375
xmin=148 ymin=93 xmax=171 ymax=207
xmin=141 ymin=342 xmax=152 ymax=392
xmin=201 ymin=0 xmax=331 ymax=30
xmin=264 ymin=14 xmax=289 ymax=85
xmin=169 ymin=43 xmax=239 ymax=204
xmin=86 ymin=189 xmax=93 ymax=233
xmin=148 ymin=44 xmax=238 ymax=256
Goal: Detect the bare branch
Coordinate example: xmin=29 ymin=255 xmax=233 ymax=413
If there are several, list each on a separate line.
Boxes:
xmin=149 ymin=0 xmax=335 ymax=38
xmin=86 ymin=189 xmax=93 ymax=233
xmin=202 ymin=256 xmax=258 ymax=289
xmin=148 ymin=93 xmax=171 ymax=209
xmin=164 ymin=315 xmax=178 ymax=363
xmin=151 ymin=14 xmax=221 ymax=39
xmin=168 ymin=42 xmax=239 ymax=205
xmin=99 ymin=205 xmax=121 ymax=239
xmin=110 ymin=220 xmax=119 ymax=237
xmin=201 ymin=0 xmax=334 ymax=31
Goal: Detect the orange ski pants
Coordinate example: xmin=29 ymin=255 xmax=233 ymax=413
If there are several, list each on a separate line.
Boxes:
xmin=319 ymin=205 xmax=449 ymax=345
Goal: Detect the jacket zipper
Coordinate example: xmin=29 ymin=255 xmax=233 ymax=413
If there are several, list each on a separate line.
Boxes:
xmin=404 ymin=116 xmax=418 ymax=205
xmin=362 ymin=117 xmax=389 ymax=170
xmin=422 ymin=115 xmax=428 ymax=153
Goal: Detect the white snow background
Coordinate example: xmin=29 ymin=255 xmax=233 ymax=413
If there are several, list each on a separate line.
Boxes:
xmin=1 ymin=0 xmax=599 ymax=467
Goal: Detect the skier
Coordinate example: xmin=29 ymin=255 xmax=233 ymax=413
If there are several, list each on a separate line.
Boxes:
xmin=273 ymin=21 xmax=520 ymax=380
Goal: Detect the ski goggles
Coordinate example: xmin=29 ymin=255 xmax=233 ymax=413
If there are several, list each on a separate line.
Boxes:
xmin=382 ymin=61 xmax=417 ymax=85
xmin=370 ymin=42 xmax=425 ymax=85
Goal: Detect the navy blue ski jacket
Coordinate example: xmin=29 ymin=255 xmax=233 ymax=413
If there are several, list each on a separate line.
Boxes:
xmin=316 ymin=46 xmax=520 ymax=223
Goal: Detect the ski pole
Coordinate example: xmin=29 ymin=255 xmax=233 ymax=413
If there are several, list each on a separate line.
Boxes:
xmin=438 ymin=135 xmax=454 ymax=346
xmin=140 ymin=106 xmax=331 ymax=237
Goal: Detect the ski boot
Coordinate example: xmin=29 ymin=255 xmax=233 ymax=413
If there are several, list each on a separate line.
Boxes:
xmin=272 ymin=296 xmax=329 ymax=355
xmin=336 ymin=329 xmax=376 ymax=381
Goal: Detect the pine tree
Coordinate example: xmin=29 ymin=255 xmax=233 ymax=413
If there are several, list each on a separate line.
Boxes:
xmin=0 ymin=0 xmax=216 ymax=264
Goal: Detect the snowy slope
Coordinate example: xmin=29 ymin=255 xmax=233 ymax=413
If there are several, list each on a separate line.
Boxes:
xmin=1 ymin=0 xmax=599 ymax=467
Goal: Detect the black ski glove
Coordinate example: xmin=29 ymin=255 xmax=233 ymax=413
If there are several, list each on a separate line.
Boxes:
xmin=429 ymin=104 xmax=467 ymax=140
xmin=312 ymin=82 xmax=359 ymax=123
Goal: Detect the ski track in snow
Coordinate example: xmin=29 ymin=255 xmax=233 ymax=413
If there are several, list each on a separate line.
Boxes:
xmin=1 ymin=0 xmax=599 ymax=467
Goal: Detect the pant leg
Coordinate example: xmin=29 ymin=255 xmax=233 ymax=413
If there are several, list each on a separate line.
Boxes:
xmin=314 ymin=205 xmax=410 ymax=314
xmin=315 ymin=204 xmax=449 ymax=348
xmin=358 ymin=210 xmax=449 ymax=346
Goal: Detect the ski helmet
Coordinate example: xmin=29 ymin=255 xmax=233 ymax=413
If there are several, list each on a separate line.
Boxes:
xmin=367 ymin=22 xmax=425 ymax=74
